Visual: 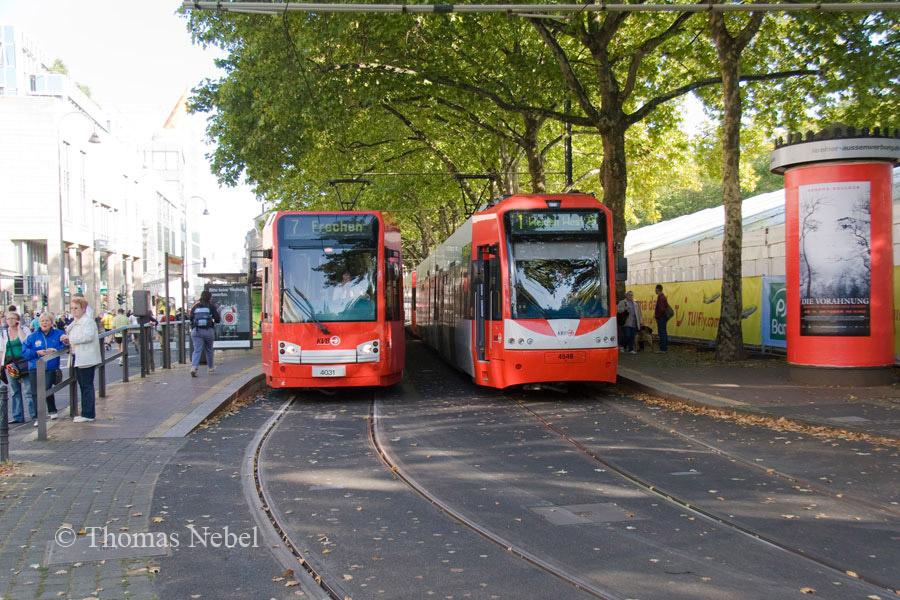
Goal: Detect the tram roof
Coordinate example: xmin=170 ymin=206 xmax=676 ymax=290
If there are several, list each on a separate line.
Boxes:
xmin=624 ymin=166 xmax=900 ymax=256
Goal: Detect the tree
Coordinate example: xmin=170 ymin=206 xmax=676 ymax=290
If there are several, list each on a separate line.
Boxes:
xmin=708 ymin=2 xmax=764 ymax=362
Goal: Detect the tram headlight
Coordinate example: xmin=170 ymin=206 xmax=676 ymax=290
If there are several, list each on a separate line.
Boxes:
xmin=278 ymin=341 xmax=301 ymax=364
xmin=527 ymin=338 xmax=533 ymax=345
xmin=518 ymin=338 xmax=524 ymax=345
xmin=508 ymin=337 xmax=515 ymax=345
xmin=357 ymin=339 xmax=381 ymax=363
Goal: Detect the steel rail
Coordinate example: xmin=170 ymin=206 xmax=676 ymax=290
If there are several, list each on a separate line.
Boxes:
xmin=368 ymin=396 xmax=623 ymax=600
xmin=244 ymin=393 xmax=351 ymax=600
xmin=606 ymin=397 xmax=900 ymax=519
xmin=186 ymin=0 xmax=900 ymax=14
xmin=511 ymin=397 xmax=900 ymax=596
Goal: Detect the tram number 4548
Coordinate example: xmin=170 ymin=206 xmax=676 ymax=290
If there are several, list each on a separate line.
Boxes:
xmin=545 ymin=351 xmax=585 ymax=364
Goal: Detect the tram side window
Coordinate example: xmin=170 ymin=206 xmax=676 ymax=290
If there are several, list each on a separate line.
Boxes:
xmin=488 ymin=256 xmax=502 ymax=320
xmin=384 ymin=250 xmax=402 ymax=321
xmin=264 ymin=266 xmax=272 ymax=322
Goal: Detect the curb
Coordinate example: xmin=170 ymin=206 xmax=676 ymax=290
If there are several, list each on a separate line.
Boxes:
xmin=616 ymin=373 xmax=900 ymax=444
xmin=160 ymin=371 xmax=266 ymax=437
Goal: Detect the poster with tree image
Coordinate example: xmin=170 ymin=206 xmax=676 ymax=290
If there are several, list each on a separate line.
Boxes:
xmin=798 ymin=182 xmax=870 ymax=336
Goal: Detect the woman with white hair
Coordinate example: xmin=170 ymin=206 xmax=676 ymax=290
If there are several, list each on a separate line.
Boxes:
xmin=22 ymin=311 xmax=67 ymax=424
xmin=60 ymin=296 xmax=101 ymax=422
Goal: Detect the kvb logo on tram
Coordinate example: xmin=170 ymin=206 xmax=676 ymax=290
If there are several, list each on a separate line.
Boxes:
xmin=316 ymin=335 xmax=341 ymax=346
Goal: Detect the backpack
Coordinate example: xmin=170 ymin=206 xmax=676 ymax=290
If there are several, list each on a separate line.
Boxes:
xmin=192 ymin=305 xmax=212 ymax=328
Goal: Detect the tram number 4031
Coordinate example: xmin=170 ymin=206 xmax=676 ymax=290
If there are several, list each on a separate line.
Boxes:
xmin=313 ymin=366 xmax=346 ymax=377
xmin=544 ymin=351 xmax=586 ymax=364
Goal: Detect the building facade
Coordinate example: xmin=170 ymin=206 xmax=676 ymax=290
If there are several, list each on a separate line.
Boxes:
xmin=0 ymin=24 xmax=210 ymax=316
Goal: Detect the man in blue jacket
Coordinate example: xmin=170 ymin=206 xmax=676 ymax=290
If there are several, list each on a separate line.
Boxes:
xmin=22 ymin=312 xmax=68 ymax=424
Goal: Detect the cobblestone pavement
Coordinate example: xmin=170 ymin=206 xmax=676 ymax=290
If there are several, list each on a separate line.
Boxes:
xmin=0 ymin=438 xmax=186 ymax=600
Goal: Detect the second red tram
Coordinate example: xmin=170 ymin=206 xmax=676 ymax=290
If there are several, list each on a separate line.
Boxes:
xmin=406 ymin=193 xmax=619 ymax=389
xmin=260 ymin=211 xmax=404 ymax=387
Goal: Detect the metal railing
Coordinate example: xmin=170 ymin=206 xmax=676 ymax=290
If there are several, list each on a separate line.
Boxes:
xmin=0 ymin=318 xmax=199 ymax=447
xmin=26 ymin=320 xmax=192 ymax=441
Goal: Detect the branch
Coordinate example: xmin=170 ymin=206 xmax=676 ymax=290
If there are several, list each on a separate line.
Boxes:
xmin=318 ymin=59 xmax=599 ymax=127
xmin=529 ymin=18 xmax=604 ymax=126
xmin=622 ymin=11 xmax=696 ymax=100
xmin=628 ymin=69 xmax=821 ymax=124
xmin=381 ymin=103 xmax=479 ymax=207
xmin=433 ymin=97 xmax=520 ymax=145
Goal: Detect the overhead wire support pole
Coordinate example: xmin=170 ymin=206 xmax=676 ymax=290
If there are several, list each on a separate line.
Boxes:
xmin=184 ymin=1 xmax=900 ymax=14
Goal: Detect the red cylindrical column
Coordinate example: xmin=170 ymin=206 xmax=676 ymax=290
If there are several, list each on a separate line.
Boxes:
xmin=772 ymin=125 xmax=900 ymax=385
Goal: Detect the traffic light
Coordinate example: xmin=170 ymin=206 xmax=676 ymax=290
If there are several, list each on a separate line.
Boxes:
xmin=41 ymin=294 xmax=48 ymax=305
xmin=117 ymin=293 xmax=126 ymax=305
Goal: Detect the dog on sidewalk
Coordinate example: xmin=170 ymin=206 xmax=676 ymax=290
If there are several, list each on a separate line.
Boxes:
xmin=636 ymin=325 xmax=655 ymax=352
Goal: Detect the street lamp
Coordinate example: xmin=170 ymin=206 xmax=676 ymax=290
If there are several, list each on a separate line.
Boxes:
xmin=58 ymin=110 xmax=101 ymax=313
xmin=183 ymin=195 xmax=209 ymax=300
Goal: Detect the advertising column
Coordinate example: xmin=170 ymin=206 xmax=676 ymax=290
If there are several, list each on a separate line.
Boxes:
xmin=771 ymin=125 xmax=900 ymax=384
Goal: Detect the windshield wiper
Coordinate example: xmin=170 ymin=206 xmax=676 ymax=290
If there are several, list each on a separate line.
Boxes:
xmin=292 ymin=286 xmax=330 ymax=335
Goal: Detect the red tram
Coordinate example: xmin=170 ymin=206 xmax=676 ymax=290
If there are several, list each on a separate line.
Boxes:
xmin=260 ymin=211 xmax=404 ymax=387
xmin=406 ymin=193 xmax=619 ymax=389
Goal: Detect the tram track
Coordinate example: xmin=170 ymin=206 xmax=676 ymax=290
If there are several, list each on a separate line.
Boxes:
xmin=245 ymin=383 xmax=896 ymax=599
xmin=605 ymin=397 xmax=900 ymax=520
xmin=509 ymin=394 xmax=900 ymax=596
xmin=243 ymin=393 xmax=352 ymax=600
xmin=367 ymin=395 xmax=622 ymax=600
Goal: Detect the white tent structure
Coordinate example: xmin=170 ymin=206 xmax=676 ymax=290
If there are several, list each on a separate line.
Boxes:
xmin=624 ymin=167 xmax=900 ymax=286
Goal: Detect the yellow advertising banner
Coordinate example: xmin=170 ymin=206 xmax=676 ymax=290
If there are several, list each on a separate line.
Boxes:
xmin=628 ymin=278 xmax=763 ymax=345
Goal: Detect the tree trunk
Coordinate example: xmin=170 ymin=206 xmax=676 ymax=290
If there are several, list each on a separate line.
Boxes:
xmin=600 ymin=123 xmax=629 ymax=301
xmin=523 ymin=116 xmax=546 ymax=193
xmin=709 ymin=7 xmax=762 ymax=361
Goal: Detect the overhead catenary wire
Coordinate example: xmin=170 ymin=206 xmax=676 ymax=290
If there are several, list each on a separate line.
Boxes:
xmin=186 ymin=0 xmax=900 ymax=14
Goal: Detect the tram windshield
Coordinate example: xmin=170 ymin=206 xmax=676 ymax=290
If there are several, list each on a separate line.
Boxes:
xmin=505 ymin=210 xmax=609 ymax=319
xmin=277 ymin=214 xmax=379 ymax=323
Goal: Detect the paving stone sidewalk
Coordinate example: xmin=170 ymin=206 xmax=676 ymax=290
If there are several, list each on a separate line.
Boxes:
xmin=617 ymin=345 xmax=900 ymax=441
xmin=0 ymin=439 xmax=186 ymax=600
xmin=1 ymin=349 xmax=262 ymax=600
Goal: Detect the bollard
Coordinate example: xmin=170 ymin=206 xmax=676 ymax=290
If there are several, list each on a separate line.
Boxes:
xmin=122 ymin=333 xmax=129 ymax=383
xmin=98 ymin=340 xmax=107 ymax=398
xmin=36 ymin=362 xmax=47 ymax=441
xmin=138 ymin=324 xmax=146 ymax=378
xmin=1 ymin=384 xmax=8 ymax=463
xmin=177 ymin=321 xmax=186 ymax=364
xmin=68 ymin=370 xmax=78 ymax=418
xmin=162 ymin=321 xmax=171 ymax=369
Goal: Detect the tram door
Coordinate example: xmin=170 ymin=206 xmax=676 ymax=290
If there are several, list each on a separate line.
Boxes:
xmin=474 ymin=244 xmax=499 ymax=364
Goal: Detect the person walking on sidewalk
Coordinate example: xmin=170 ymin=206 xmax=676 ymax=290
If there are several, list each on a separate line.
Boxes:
xmin=654 ymin=284 xmax=671 ymax=354
xmin=189 ymin=290 xmax=221 ymax=377
xmin=112 ymin=308 xmax=130 ymax=365
xmin=616 ymin=290 xmax=642 ymax=354
xmin=22 ymin=312 xmax=67 ymax=424
xmin=61 ymin=297 xmax=101 ymax=423
xmin=1 ymin=311 xmax=32 ymax=423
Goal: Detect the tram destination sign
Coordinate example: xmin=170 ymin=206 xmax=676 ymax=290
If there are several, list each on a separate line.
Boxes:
xmin=281 ymin=214 xmax=377 ymax=241
xmin=509 ymin=211 xmax=599 ymax=235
